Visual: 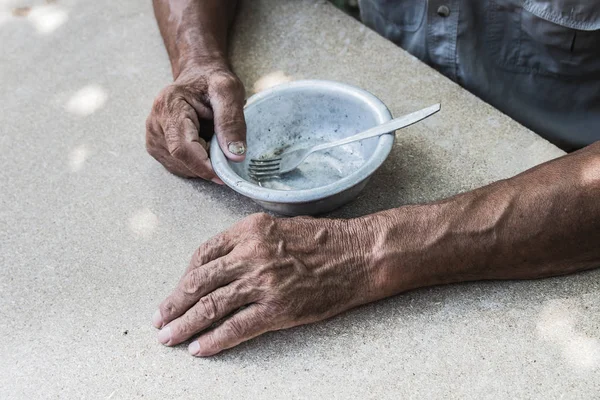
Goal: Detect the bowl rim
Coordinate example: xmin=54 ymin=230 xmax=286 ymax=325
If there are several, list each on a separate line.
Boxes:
xmin=210 ymin=79 xmax=394 ymax=204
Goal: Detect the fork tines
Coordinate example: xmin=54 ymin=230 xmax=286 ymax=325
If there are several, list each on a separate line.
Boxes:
xmin=248 ymin=158 xmax=282 ymax=178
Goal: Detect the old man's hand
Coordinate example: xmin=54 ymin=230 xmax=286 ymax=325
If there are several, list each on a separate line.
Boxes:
xmin=145 ymin=65 xmax=247 ymax=182
xmin=152 ymin=213 xmax=385 ymax=356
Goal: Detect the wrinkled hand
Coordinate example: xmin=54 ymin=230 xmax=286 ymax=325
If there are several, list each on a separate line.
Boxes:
xmin=146 ymin=65 xmax=247 ymax=182
xmin=152 ymin=213 xmax=381 ymax=357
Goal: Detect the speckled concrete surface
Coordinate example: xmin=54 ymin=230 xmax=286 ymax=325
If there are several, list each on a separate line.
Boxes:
xmin=1 ymin=0 xmax=598 ymax=399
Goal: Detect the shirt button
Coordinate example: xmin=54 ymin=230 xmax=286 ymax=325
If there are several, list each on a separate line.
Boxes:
xmin=437 ymin=5 xmax=451 ymax=17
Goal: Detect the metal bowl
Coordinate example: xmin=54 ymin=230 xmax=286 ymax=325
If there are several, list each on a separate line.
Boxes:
xmin=210 ymin=80 xmax=394 ymax=216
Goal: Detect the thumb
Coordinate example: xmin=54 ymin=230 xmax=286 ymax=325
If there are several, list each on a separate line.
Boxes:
xmin=209 ymin=79 xmax=247 ymax=162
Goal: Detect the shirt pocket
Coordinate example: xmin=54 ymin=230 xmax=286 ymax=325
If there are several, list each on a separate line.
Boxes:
xmin=486 ymin=0 xmax=600 ymax=78
xmin=359 ymin=0 xmax=427 ymax=33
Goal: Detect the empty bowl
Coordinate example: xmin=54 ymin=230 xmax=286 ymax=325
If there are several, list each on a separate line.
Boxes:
xmin=210 ymin=80 xmax=394 ymax=216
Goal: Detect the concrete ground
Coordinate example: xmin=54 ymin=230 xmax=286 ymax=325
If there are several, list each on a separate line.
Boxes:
xmin=1 ymin=0 xmax=598 ymax=398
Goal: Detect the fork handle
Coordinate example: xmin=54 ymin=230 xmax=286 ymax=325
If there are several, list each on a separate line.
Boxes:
xmin=309 ymin=103 xmax=441 ymax=154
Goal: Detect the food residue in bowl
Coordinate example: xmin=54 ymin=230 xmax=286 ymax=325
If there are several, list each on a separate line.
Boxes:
xmin=249 ymin=144 xmax=367 ymax=191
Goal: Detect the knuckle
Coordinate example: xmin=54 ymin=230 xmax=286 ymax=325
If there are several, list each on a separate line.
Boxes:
xmin=192 ymin=246 xmax=205 ymax=268
xmin=201 ymin=234 xmax=222 ymax=253
xmin=207 ymin=257 xmax=225 ymax=274
xmin=151 ymin=87 xmax=170 ymax=114
xmin=159 ymin=84 xmax=178 ymax=100
xmin=247 ymin=212 xmax=272 ymax=230
xmin=160 ymin=298 xmax=178 ymax=319
xmin=182 ymin=269 xmax=204 ymax=296
xmin=229 ymin=279 xmax=256 ymax=302
xmin=239 ymin=276 xmax=262 ymax=298
xmin=258 ymin=298 xmax=285 ymax=322
xmin=198 ymin=294 xmax=219 ymax=321
xmin=212 ymin=233 xmax=229 ymax=249
xmin=193 ymin=241 xmax=218 ymax=268
xmin=249 ymin=241 xmax=271 ymax=259
xmin=223 ymin=319 xmax=245 ymax=340
xmin=260 ymin=271 xmax=279 ymax=288
xmin=169 ymin=142 xmax=186 ymax=159
xmin=261 ymin=303 xmax=280 ymax=319
xmin=210 ymin=71 xmax=241 ymax=89
xmin=155 ymin=85 xmax=188 ymax=119
xmin=209 ymin=72 xmax=244 ymax=97
xmin=228 ymin=279 xmax=247 ymax=294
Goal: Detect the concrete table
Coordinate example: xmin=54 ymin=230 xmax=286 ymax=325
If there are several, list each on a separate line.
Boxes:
xmin=1 ymin=0 xmax=598 ymax=398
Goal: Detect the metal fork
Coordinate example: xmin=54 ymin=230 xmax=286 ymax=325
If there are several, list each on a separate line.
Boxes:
xmin=248 ymin=103 xmax=440 ymax=179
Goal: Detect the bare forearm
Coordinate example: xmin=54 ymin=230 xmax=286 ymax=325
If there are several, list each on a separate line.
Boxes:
xmin=152 ymin=0 xmax=239 ymax=78
xmin=367 ymin=141 xmax=600 ymax=297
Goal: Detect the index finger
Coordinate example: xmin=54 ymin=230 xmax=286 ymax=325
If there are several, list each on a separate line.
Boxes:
xmin=164 ymin=115 xmax=219 ymax=182
xmin=152 ymin=233 xmax=237 ymax=328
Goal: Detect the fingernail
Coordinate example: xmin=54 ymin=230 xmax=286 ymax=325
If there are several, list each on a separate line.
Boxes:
xmin=211 ymin=177 xmax=224 ymax=185
xmin=188 ymin=341 xmax=200 ymax=356
xmin=158 ymin=326 xmax=171 ymax=345
xmin=152 ymin=310 xmax=163 ymax=328
xmin=228 ymin=141 xmax=246 ymax=156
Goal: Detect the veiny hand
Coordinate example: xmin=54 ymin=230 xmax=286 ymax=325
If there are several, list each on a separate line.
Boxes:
xmin=145 ymin=65 xmax=247 ymax=182
xmin=152 ymin=213 xmax=384 ymax=357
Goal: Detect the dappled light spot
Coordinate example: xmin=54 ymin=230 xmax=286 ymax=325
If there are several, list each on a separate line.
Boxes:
xmin=27 ymin=3 xmax=67 ymax=34
xmin=0 ymin=11 xmax=11 ymax=28
xmin=128 ymin=208 xmax=159 ymax=239
xmin=562 ymin=335 xmax=600 ymax=370
xmin=68 ymin=144 xmax=89 ymax=172
xmin=253 ymin=71 xmax=293 ymax=94
xmin=537 ymin=299 xmax=600 ymax=370
xmin=536 ymin=300 xmax=573 ymax=341
xmin=580 ymin=157 xmax=600 ymax=186
xmin=65 ymin=84 xmax=108 ymax=116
